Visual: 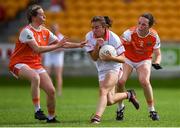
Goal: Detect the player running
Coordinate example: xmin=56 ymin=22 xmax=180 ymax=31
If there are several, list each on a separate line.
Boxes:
xmin=116 ymin=13 xmax=162 ymax=121
xmin=84 ymin=16 xmax=139 ymax=124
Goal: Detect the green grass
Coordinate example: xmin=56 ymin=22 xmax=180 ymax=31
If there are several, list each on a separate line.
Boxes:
xmin=0 ymin=76 xmax=180 ymax=127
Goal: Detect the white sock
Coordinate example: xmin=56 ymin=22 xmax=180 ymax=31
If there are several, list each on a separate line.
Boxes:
xmin=127 ymin=92 xmax=131 ymax=99
xmin=48 ymin=115 xmax=55 ymax=120
xmin=34 ymin=105 xmax=41 ymax=112
xmin=148 ymin=106 xmax=155 ymax=112
xmin=117 ymin=103 xmax=125 ymax=111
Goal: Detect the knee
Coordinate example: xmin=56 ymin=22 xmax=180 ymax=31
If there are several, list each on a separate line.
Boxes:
xmin=118 ymin=79 xmax=126 ymax=87
xmin=48 ymin=87 xmax=56 ymax=97
xmin=99 ymin=87 xmax=108 ymax=96
xmin=31 ymin=74 xmax=40 ymax=85
xmin=107 ymin=99 xmax=115 ymax=106
xmin=139 ymin=78 xmax=150 ymax=87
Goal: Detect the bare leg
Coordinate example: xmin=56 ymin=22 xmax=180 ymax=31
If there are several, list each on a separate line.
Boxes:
xmin=54 ymin=66 xmax=63 ymax=96
xmin=117 ymin=63 xmax=133 ymax=110
xmin=39 ymin=72 xmax=56 ymax=118
xmin=95 ymin=72 xmax=118 ymax=117
xmin=137 ymin=63 xmax=154 ymax=111
xmin=18 ymin=65 xmax=40 ymax=109
xmin=107 ymin=86 xmax=128 ymax=106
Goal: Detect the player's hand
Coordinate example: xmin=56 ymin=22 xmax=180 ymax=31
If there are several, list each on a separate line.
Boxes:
xmin=152 ymin=63 xmax=163 ymax=70
xmin=100 ymin=51 xmax=113 ymax=61
xmin=58 ymin=37 xmax=68 ymax=47
xmin=79 ymin=40 xmax=88 ymax=48
xmin=96 ymin=38 xmax=104 ymax=47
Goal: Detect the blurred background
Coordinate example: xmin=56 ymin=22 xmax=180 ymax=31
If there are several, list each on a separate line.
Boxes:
xmin=0 ymin=0 xmax=180 ymax=77
xmin=0 ymin=1 xmax=180 ymax=126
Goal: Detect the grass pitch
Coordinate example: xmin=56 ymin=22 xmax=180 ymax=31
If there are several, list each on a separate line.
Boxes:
xmin=0 ymin=76 xmax=180 ymax=127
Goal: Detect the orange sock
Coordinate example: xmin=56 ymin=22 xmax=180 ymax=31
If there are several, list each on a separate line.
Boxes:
xmin=32 ymin=98 xmax=40 ymax=105
xmin=147 ymin=99 xmax=154 ymax=106
xmin=32 ymin=98 xmax=40 ymax=112
xmin=48 ymin=109 xmax=55 ymax=117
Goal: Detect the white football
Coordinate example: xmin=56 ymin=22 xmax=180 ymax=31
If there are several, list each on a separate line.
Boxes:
xmin=99 ymin=45 xmax=117 ymax=59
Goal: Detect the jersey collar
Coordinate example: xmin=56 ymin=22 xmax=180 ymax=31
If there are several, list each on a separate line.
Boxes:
xmin=136 ymin=27 xmax=150 ymax=38
xmin=29 ymin=24 xmax=42 ymax=32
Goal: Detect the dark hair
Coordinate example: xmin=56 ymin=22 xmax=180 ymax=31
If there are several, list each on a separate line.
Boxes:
xmin=140 ymin=13 xmax=155 ymax=27
xmin=27 ymin=4 xmax=42 ymax=23
xmin=91 ymin=16 xmax=112 ymax=28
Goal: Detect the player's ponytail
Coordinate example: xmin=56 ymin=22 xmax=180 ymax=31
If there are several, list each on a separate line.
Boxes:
xmin=104 ymin=16 xmax=112 ymax=28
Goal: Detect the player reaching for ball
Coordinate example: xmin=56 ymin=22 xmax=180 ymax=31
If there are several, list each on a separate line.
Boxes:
xmin=84 ymin=16 xmax=140 ymax=124
xmin=8 ymin=4 xmax=86 ymax=123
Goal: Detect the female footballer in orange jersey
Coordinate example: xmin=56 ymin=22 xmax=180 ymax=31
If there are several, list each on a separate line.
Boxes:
xmin=9 ymin=4 xmax=86 ymax=123
xmin=116 ymin=13 xmax=162 ymax=121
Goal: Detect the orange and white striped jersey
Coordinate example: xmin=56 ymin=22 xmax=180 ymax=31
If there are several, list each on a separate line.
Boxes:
xmin=121 ymin=26 xmax=161 ymax=62
xmin=9 ymin=24 xmax=58 ymax=69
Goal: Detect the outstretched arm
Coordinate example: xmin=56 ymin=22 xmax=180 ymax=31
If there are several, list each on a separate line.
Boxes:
xmin=61 ymin=40 xmax=88 ymax=48
xmin=27 ymin=37 xmax=67 ymax=53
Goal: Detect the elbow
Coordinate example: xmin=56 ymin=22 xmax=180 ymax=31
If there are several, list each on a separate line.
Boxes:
xmin=92 ymin=57 xmax=98 ymax=61
xmin=122 ymin=57 xmax=125 ymax=63
xmin=119 ymin=56 xmax=125 ymax=63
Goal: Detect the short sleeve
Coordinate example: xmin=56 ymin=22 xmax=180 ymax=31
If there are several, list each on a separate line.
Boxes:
xmin=19 ymin=28 xmax=36 ymax=43
xmin=111 ymin=33 xmax=125 ymax=55
xmin=153 ymin=34 xmax=161 ymax=49
xmin=122 ymin=29 xmax=132 ymax=42
xmin=57 ymin=33 xmax=64 ymax=41
xmin=48 ymin=30 xmax=58 ymax=44
xmin=84 ymin=32 xmax=95 ymax=52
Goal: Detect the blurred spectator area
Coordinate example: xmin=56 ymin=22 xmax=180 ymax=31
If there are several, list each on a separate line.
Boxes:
xmin=45 ymin=0 xmax=180 ymax=42
xmin=4 ymin=0 xmax=180 ymax=43
xmin=0 ymin=0 xmax=29 ymax=21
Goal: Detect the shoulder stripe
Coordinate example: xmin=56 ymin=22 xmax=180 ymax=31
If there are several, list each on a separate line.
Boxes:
xmin=149 ymin=28 xmax=158 ymax=37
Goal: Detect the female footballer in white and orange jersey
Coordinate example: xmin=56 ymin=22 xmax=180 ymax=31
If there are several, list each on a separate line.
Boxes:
xmin=116 ymin=13 xmax=162 ymax=121
xmin=84 ymin=16 xmax=139 ymax=124
xmin=9 ymin=4 xmax=86 ymax=123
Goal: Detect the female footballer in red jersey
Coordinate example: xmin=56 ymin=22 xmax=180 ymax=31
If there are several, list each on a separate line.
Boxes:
xmin=9 ymin=4 xmax=86 ymax=123
xmin=116 ymin=13 xmax=162 ymax=121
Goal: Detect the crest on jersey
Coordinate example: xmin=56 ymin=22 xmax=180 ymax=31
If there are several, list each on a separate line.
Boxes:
xmin=157 ymin=42 xmax=160 ymax=46
xmin=27 ymin=35 xmax=32 ymax=39
xmin=147 ymin=41 xmax=152 ymax=46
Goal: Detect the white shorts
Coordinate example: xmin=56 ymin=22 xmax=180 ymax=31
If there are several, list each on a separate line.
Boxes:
xmin=98 ymin=68 xmax=122 ymax=82
xmin=44 ymin=52 xmax=64 ymax=67
xmin=125 ymin=58 xmax=152 ymax=69
xmin=10 ymin=63 xmax=46 ymax=79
